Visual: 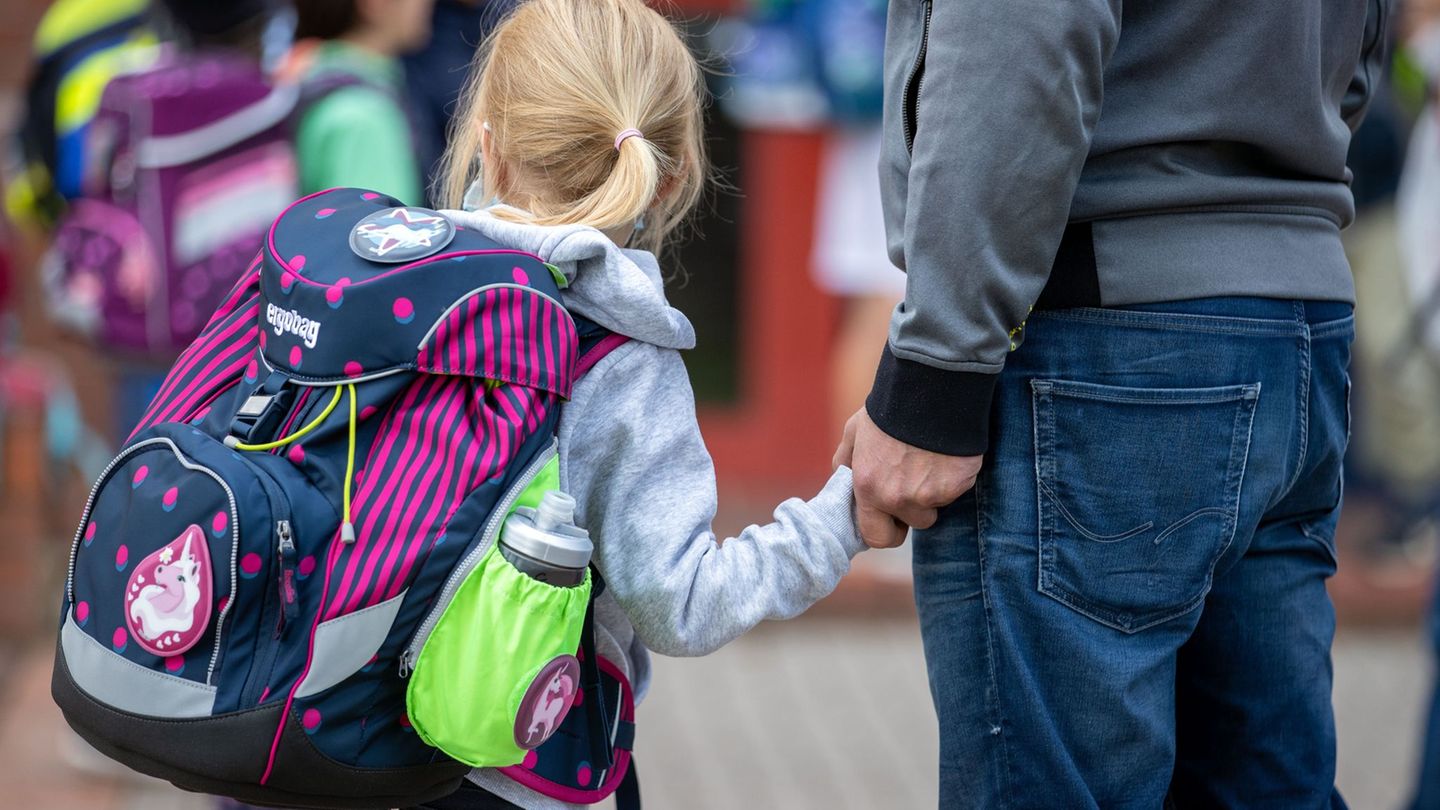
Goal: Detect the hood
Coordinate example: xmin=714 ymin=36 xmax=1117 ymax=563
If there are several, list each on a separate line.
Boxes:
xmin=441 ymin=207 xmax=695 ymax=351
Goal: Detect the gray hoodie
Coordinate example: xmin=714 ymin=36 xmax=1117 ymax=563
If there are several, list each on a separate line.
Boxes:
xmin=443 ymin=209 xmax=864 ymax=809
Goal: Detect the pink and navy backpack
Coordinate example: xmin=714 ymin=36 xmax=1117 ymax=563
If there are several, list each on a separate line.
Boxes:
xmin=52 ymin=188 xmax=639 ymax=809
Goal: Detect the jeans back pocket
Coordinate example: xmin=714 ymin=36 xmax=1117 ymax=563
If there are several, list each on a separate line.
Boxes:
xmin=1032 ymin=379 xmax=1261 ymax=633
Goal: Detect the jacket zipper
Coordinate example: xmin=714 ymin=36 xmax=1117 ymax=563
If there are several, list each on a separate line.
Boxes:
xmin=398 ymin=443 xmax=557 ymax=677
xmin=903 ymin=0 xmax=933 ymax=154
xmin=65 ymin=437 xmax=241 ymax=685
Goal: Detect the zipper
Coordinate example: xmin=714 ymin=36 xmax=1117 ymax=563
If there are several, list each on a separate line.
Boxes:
xmin=234 ymin=456 xmax=294 ymax=707
xmin=277 ymin=521 xmax=299 ymax=627
xmin=398 ymin=442 xmax=557 ymax=677
xmin=903 ymin=0 xmax=933 ymax=154
xmin=65 ymin=437 xmax=241 ymax=686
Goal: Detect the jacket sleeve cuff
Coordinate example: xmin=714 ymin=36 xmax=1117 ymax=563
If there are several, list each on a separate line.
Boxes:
xmin=865 ymin=344 xmax=998 ymax=456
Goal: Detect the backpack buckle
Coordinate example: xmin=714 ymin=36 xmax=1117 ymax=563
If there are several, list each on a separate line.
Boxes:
xmin=226 ymin=372 xmax=295 ymax=446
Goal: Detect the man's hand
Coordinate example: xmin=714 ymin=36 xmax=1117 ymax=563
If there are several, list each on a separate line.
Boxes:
xmin=833 ymin=408 xmax=983 ymax=549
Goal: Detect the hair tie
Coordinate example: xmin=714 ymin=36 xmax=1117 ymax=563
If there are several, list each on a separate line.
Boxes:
xmin=614 ymin=128 xmax=644 ymax=151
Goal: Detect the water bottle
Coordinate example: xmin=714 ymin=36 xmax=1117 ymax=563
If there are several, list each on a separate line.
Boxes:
xmin=499 ymin=491 xmax=592 ymax=587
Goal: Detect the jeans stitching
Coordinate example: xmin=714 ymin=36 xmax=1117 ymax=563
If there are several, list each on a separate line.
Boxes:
xmin=1036 ymin=379 xmax=1259 ymax=406
xmin=1031 ymin=308 xmax=1310 ymax=337
xmin=975 ymin=472 xmax=1014 ymax=809
xmin=1282 ymin=326 xmax=1313 ymax=496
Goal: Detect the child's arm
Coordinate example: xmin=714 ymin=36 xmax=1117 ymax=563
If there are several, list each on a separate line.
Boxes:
xmin=560 ymin=342 xmax=865 ymax=658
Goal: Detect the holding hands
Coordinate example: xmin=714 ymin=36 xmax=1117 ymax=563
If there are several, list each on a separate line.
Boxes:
xmin=833 ymin=408 xmax=983 ymax=549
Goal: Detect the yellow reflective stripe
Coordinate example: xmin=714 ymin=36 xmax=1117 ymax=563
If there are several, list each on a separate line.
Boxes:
xmin=34 ymin=0 xmax=148 ymax=57
xmin=54 ymin=36 xmax=157 ymax=135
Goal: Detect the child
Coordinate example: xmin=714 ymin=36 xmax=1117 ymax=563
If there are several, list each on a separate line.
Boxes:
xmin=429 ymin=0 xmax=863 ymax=807
xmin=287 ymin=0 xmax=435 ymax=204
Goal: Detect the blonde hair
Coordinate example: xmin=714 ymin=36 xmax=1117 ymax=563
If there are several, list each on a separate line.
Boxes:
xmin=439 ymin=0 xmax=707 ymax=254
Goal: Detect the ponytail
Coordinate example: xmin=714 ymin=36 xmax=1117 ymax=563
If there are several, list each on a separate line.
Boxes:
xmin=439 ymin=0 xmax=706 ymax=254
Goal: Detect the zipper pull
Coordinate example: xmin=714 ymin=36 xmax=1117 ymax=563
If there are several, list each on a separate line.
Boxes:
xmin=277 ymin=520 xmax=299 ymax=630
xmin=398 ymin=650 xmax=414 ymax=678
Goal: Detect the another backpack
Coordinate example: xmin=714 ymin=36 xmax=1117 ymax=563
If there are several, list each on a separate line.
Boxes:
xmin=7 ymin=0 xmax=155 ymax=228
xmin=42 ymin=47 xmax=299 ymax=359
xmin=51 ymin=188 xmax=637 ymax=809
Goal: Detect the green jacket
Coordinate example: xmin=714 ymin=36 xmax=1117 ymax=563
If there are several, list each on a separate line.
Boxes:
xmin=295 ymin=41 xmax=423 ymax=206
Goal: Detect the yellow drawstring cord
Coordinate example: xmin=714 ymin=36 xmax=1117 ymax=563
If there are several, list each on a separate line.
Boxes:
xmin=341 ymin=383 xmax=357 ymax=543
xmin=224 ymin=387 xmax=342 ymax=451
xmin=226 ymin=383 xmax=361 ymax=544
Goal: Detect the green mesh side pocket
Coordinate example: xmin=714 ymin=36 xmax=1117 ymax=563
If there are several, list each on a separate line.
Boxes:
xmin=406 ymin=537 xmax=591 ymax=766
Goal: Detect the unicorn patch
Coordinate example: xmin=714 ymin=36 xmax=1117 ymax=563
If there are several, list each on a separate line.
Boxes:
xmin=125 ymin=525 xmax=214 ymax=657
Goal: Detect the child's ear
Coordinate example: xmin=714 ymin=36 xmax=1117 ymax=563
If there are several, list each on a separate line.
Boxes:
xmin=653 ymin=172 xmax=680 ymax=209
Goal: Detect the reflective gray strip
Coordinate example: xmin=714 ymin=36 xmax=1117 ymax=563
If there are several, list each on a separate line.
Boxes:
xmin=135 ymin=84 xmax=299 ymax=168
xmin=60 ymin=614 xmax=216 ymax=717
xmin=295 ymin=590 xmax=407 ymax=699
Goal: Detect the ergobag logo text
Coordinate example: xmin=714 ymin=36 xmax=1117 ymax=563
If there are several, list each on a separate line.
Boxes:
xmin=266 ymin=303 xmax=321 ymax=348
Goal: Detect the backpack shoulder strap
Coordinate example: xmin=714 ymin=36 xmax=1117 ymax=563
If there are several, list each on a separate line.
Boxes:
xmin=573 ymin=317 xmax=630 ymax=379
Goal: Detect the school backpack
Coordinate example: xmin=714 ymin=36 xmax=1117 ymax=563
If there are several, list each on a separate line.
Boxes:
xmin=51 ymin=188 xmax=639 ymax=809
xmin=42 ymin=46 xmax=299 ymax=359
xmin=8 ymin=0 xmax=155 ymax=229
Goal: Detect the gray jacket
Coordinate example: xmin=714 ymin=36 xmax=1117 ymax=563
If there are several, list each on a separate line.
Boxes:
xmin=869 ymin=0 xmax=1390 ymax=455
xmin=445 ymin=209 xmax=864 ymax=809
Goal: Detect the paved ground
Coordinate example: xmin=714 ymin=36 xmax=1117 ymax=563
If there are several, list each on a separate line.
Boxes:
xmin=0 ymin=611 xmax=1429 ymax=810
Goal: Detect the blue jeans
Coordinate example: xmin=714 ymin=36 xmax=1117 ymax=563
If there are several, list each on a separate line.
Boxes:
xmin=913 ymin=298 xmax=1352 ymax=809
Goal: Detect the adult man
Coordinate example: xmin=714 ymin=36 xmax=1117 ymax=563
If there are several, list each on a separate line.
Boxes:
xmin=837 ymin=1 xmax=1388 ymax=806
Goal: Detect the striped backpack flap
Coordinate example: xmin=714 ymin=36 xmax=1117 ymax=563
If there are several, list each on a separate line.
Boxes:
xmin=52 ymin=187 xmax=587 ymax=809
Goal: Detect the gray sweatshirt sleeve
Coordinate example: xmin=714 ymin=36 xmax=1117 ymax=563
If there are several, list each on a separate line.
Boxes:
xmin=868 ymin=0 xmax=1122 ymax=456
xmin=558 ymin=343 xmax=864 ymax=658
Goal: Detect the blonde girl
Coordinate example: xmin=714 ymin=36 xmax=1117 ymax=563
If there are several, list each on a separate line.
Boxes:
xmin=415 ymin=1 xmax=863 ymax=808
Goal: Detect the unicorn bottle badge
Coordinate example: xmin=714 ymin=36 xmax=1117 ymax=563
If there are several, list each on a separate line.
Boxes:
xmin=125 ymin=525 xmax=214 ymax=657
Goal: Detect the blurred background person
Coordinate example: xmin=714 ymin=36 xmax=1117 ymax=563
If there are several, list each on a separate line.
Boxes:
xmin=283 ymin=0 xmax=435 ymax=205
xmin=5 ymin=0 xmax=156 ymax=233
xmin=40 ymin=0 xmax=295 ymax=441
xmin=402 ymin=0 xmax=516 ymax=205
xmin=803 ymin=0 xmax=901 ymax=438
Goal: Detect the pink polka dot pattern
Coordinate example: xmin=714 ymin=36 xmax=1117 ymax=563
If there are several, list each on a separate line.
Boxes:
xmin=392 ymin=297 xmax=415 ymax=323
xmin=212 ymin=511 xmax=228 ymax=537
xmin=361 ymin=192 xmax=380 ymax=201
xmin=240 ymin=553 xmax=263 ymax=578
xmin=512 ymin=266 xmax=530 ymax=285
xmin=164 ymin=655 xmax=185 ymax=674
xmin=291 ymin=254 xmax=307 ymax=270
xmin=302 ymin=708 xmax=322 ymax=733
xmin=298 ymin=556 xmax=317 ymax=579
xmin=326 ymin=285 xmax=344 ymax=307
xmin=190 ymin=407 xmax=211 ymax=425
xmin=112 ymin=627 xmax=129 ymax=651
xmin=315 ymin=208 xmax=336 ymax=219
xmin=76 ymin=601 xmax=90 ymax=625
xmin=360 ymin=405 xmax=378 ymax=420
xmin=344 ymin=361 xmax=364 ymax=378
xmin=244 ymin=359 xmax=258 ymax=383
xmin=522 ymin=750 xmax=538 ymax=769
xmin=399 ymin=713 xmax=413 ymax=730
xmin=287 ymin=444 xmax=305 ymax=465
xmin=132 ymin=465 xmax=149 ymax=488
xmin=259 ymin=330 xmax=268 ymax=349
xmin=280 ymin=272 xmax=295 ymax=293
xmin=217 ymin=595 xmax=229 ymax=614
xmin=115 ymin=545 xmax=129 ymax=571
xmin=84 ymin=521 xmax=97 ymax=546
xmin=289 ymin=345 xmax=303 ymax=368
xmin=576 ymin=765 xmax=592 ymax=787
xmin=162 ymin=486 xmax=179 ymax=511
